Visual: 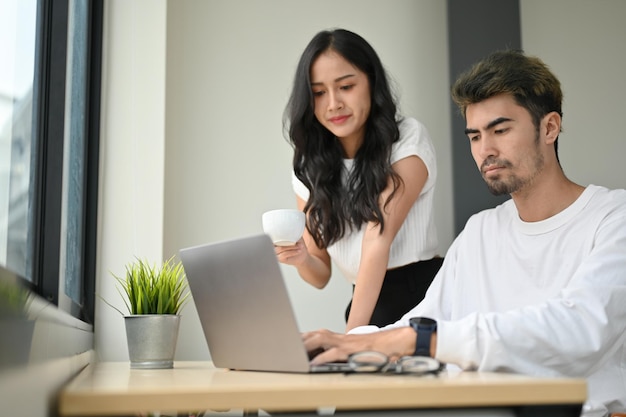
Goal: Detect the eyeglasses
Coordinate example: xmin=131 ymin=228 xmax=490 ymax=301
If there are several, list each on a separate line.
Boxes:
xmin=347 ymin=351 xmax=443 ymax=375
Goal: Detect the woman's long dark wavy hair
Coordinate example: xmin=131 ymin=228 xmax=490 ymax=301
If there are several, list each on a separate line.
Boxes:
xmin=284 ymin=29 xmax=402 ymax=248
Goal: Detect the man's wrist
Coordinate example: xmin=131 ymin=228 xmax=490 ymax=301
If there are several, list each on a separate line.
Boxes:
xmin=409 ymin=317 xmax=437 ymax=357
xmin=430 ymin=332 xmax=437 ymax=358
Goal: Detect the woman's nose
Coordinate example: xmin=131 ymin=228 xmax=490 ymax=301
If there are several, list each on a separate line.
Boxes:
xmin=327 ymin=91 xmax=343 ymax=111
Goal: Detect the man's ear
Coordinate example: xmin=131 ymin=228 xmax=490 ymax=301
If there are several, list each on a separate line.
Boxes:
xmin=543 ymin=111 xmax=561 ymax=145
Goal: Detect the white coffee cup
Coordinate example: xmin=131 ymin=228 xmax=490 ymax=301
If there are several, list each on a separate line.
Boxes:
xmin=262 ymin=209 xmax=306 ymax=246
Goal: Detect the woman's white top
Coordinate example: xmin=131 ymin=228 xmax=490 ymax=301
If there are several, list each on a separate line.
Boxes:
xmin=292 ymin=117 xmax=439 ymax=284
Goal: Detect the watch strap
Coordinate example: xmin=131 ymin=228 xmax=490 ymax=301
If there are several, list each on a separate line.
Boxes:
xmin=410 ymin=317 xmax=437 ymax=357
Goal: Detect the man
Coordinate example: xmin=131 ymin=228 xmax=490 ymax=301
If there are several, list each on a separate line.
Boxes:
xmin=303 ymin=50 xmax=626 ymax=417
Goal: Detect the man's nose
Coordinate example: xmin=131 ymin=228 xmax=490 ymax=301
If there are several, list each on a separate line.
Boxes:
xmin=478 ymin=134 xmax=497 ymax=159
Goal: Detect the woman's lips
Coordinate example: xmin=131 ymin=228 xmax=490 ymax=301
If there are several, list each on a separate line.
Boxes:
xmin=328 ymin=115 xmax=350 ymax=124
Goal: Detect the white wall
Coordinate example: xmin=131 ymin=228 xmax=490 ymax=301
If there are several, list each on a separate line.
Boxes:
xmin=162 ymin=0 xmax=452 ymax=360
xmin=96 ymin=0 xmax=626 ymax=361
xmin=95 ymin=0 xmax=167 ymax=361
xmin=520 ymin=0 xmax=626 ymax=190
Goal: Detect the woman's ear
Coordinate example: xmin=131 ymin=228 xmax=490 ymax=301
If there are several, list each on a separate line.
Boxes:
xmin=543 ymin=111 xmax=562 ymax=145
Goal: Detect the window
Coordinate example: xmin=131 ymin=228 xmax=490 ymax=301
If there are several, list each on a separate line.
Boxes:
xmin=0 ymin=0 xmax=102 ymax=322
xmin=0 ymin=0 xmax=36 ymax=288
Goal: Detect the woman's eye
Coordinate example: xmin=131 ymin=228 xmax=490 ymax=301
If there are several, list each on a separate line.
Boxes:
xmin=340 ymin=84 xmax=354 ymax=91
xmin=312 ymin=90 xmax=324 ymax=97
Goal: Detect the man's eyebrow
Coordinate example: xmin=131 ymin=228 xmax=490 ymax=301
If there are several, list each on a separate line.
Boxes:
xmin=311 ymin=73 xmax=355 ymax=86
xmin=464 ymin=117 xmax=513 ymax=135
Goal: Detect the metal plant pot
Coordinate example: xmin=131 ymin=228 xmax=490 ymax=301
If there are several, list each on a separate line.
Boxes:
xmin=124 ymin=315 xmax=181 ymax=369
xmin=0 ymin=318 xmax=35 ymax=368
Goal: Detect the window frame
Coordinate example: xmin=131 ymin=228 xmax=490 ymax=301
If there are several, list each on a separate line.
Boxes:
xmin=28 ymin=0 xmax=102 ymax=324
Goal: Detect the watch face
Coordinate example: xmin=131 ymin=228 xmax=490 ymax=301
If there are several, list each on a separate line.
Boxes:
xmin=410 ymin=317 xmax=436 ymax=327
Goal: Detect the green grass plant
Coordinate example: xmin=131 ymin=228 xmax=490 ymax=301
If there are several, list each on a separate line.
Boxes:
xmin=111 ymin=257 xmax=190 ymax=315
xmin=0 ymin=280 xmax=31 ymax=319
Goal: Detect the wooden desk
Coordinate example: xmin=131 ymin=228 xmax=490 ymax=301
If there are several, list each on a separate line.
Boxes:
xmin=58 ymin=361 xmax=586 ymax=416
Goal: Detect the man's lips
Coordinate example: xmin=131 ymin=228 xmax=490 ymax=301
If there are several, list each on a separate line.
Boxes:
xmin=482 ymin=165 xmax=504 ymax=176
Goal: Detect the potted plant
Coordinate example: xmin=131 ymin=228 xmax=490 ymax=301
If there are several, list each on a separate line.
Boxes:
xmin=109 ymin=256 xmax=190 ymax=369
xmin=0 ymin=277 xmax=34 ymax=367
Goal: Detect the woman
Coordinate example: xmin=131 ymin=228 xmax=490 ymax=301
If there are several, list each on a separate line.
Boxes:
xmin=277 ymin=28 xmax=442 ymax=331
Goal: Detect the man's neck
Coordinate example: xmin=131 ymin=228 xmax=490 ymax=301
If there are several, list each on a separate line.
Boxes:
xmin=511 ymin=172 xmax=585 ymax=222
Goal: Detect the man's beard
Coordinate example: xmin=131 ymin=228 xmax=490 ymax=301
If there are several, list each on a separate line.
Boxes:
xmin=482 ymin=133 xmax=544 ymax=196
xmin=484 ymin=163 xmax=522 ymax=196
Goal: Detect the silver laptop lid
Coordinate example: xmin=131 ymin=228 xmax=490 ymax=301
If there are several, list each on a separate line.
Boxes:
xmin=179 ymin=234 xmax=312 ymax=373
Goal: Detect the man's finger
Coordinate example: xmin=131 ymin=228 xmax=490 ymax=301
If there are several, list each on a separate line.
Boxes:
xmin=309 ymin=346 xmax=348 ymax=365
xmin=302 ymin=329 xmax=330 ymax=351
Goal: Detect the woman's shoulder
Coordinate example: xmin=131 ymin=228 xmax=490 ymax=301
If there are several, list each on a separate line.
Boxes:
xmin=395 ymin=116 xmax=434 ymax=148
xmin=392 ymin=116 xmax=435 ymax=163
xmin=397 ymin=116 xmax=429 ymax=136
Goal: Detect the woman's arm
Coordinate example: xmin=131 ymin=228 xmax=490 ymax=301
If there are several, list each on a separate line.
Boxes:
xmin=346 ymin=155 xmax=429 ymax=331
xmin=274 ymin=196 xmax=332 ymax=289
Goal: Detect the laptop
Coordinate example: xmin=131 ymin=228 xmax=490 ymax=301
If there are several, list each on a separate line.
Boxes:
xmin=179 ymin=233 xmax=352 ymax=373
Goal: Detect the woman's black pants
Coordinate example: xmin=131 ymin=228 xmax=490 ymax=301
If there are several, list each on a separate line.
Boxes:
xmin=344 ymin=257 xmax=444 ymax=327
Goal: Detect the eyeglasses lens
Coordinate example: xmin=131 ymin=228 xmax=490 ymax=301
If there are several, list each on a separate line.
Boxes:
xmin=398 ymin=356 xmax=441 ymax=374
xmin=348 ymin=351 xmax=388 ymax=373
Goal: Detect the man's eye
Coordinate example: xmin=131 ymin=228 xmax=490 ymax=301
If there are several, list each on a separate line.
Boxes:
xmin=468 ymin=135 xmax=479 ymax=142
xmin=494 ymin=128 xmax=509 ymax=134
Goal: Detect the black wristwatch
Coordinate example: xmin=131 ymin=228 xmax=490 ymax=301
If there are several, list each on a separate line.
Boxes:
xmin=409 ymin=317 xmax=437 ymax=357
